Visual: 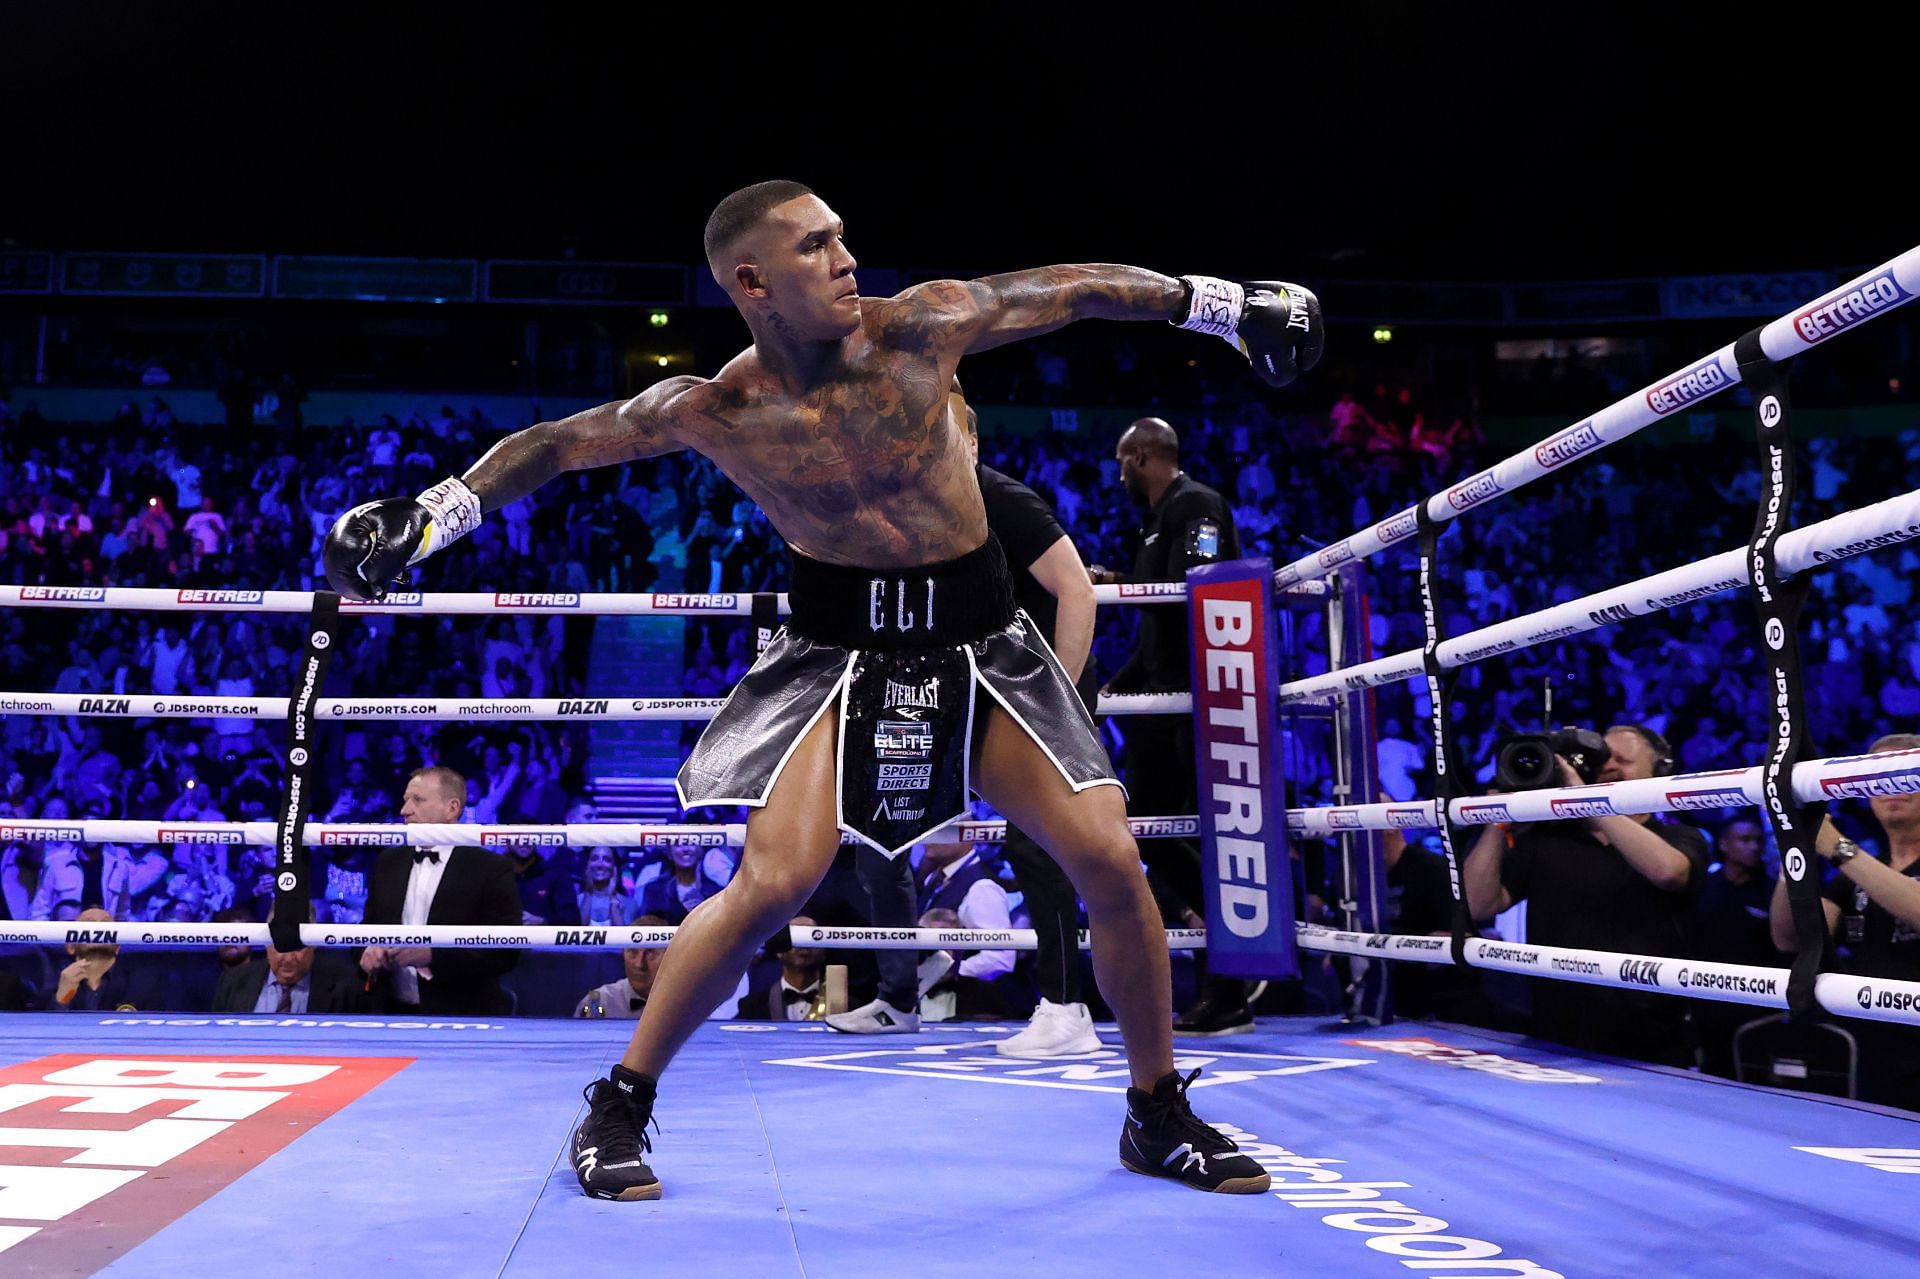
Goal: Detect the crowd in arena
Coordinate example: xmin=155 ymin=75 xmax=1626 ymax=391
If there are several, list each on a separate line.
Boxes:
xmin=3 ymin=362 xmax=1917 ymax=1101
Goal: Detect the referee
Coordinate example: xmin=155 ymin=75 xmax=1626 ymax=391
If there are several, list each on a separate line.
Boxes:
xmin=1093 ymin=417 xmax=1250 ymax=1036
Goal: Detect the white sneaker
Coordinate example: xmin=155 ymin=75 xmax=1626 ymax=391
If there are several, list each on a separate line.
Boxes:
xmin=824 ymin=999 xmax=921 ymax=1034
xmin=996 ymin=999 xmax=1102 ymax=1057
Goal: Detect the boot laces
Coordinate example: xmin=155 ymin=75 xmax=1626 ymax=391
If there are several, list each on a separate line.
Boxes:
xmin=581 ymin=1079 xmax=656 ymax=1159
xmin=1150 ymin=1069 xmax=1240 ymax=1154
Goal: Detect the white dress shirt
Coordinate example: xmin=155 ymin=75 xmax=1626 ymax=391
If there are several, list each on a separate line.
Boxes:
xmin=779 ymin=978 xmax=821 ymax=1021
xmin=923 ymin=857 xmax=1016 ymax=980
xmin=393 ymin=848 xmax=450 ymax=1005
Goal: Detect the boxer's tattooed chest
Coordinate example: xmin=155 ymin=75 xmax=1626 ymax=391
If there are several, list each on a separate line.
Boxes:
xmin=692 ymin=364 xmax=985 ymax=565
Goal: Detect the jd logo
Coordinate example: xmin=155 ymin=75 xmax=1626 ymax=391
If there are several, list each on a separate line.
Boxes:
xmin=763 ymin=1041 xmax=1373 ymax=1094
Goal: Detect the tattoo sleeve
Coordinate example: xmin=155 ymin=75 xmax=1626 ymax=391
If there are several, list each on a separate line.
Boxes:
xmin=958 ymin=265 xmax=1189 ymax=353
xmin=460 ymin=384 xmax=686 ymax=512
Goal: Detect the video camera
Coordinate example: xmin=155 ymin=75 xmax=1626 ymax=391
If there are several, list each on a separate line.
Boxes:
xmin=1492 ymin=727 xmax=1608 ymax=792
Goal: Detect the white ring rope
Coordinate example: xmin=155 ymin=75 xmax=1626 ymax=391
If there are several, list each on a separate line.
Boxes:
xmin=1289 ymin=746 xmax=1920 ymax=835
xmin=0 ymin=690 xmax=1190 ymax=721
xmin=1296 ymin=926 xmax=1920 ymax=1029
xmin=1273 ymin=244 xmax=1920 ymax=590
xmin=0 ymin=582 xmax=1323 ymax=617
xmin=1279 ymin=483 xmax=1920 ymax=705
xmin=0 ymin=917 xmax=1210 ymax=954
xmin=11 ymin=746 xmax=1911 ymax=848
xmin=11 ymin=915 xmax=1914 ymax=1028
xmin=0 ymin=815 xmax=1204 ymax=849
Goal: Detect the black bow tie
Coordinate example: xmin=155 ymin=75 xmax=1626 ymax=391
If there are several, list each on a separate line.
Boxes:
xmin=782 ymin=986 xmax=815 ymax=1006
xmin=412 ymin=849 xmax=441 ymax=865
xmin=629 ymin=996 xmax=646 ymax=1012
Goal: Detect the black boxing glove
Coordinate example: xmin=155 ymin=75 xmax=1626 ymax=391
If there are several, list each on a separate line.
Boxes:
xmin=323 ymin=476 xmax=482 ymax=601
xmin=1175 ymin=275 xmax=1325 ymax=389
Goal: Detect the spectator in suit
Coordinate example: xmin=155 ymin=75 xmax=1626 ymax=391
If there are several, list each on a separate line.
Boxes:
xmin=637 ymin=842 xmax=727 ymax=924
xmin=575 ymin=915 xmax=670 ymax=1018
xmin=734 ymin=917 xmax=827 ymax=1021
xmin=915 ymin=841 xmax=1022 ymax=1021
xmin=214 ymin=912 xmax=354 ymax=1015
xmin=358 ymin=766 xmax=521 ymax=1016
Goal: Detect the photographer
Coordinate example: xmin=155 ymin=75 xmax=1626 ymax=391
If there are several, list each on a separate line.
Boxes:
xmin=1462 ymin=724 xmax=1709 ymax=1065
xmin=1769 ymin=732 xmax=1920 ymax=1109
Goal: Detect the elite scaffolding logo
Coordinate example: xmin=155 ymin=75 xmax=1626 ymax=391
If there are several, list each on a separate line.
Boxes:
xmin=0 ymin=1054 xmax=410 ymax=1274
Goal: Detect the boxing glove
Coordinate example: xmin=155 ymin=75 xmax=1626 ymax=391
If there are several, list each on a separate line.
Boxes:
xmin=323 ymin=476 xmax=481 ymax=601
xmin=1176 ymin=275 xmax=1325 ymax=389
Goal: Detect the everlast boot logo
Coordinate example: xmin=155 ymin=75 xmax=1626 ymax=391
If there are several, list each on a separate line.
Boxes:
xmin=868 ymin=578 xmax=936 ymax=633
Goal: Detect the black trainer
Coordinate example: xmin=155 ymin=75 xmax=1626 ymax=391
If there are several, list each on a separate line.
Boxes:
xmin=1173 ymin=996 xmax=1255 ymax=1037
xmin=572 ymin=1064 xmax=662 ymax=1201
xmin=1120 ymin=1069 xmax=1270 ymax=1194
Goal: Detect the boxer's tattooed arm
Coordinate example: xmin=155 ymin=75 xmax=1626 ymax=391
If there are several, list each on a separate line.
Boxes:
xmin=461 ymin=378 xmax=695 ymax=511
xmin=868 ymin=266 xmax=1189 ymax=356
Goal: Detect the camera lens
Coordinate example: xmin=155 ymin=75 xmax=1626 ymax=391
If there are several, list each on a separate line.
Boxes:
xmin=1496 ymin=738 xmax=1555 ymax=790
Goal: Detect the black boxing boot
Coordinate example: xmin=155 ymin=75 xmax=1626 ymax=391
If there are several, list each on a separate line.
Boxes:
xmin=572 ymin=1063 xmax=662 ymax=1201
xmin=1119 ymin=1069 xmax=1270 ymax=1194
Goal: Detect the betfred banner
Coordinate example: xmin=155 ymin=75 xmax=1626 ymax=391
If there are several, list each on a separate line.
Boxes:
xmin=1187 ymin=559 xmax=1299 ymax=979
xmin=0 ymin=1054 xmax=409 ymax=1272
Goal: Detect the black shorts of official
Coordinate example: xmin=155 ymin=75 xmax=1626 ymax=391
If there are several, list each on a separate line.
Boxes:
xmin=675 ymin=535 xmax=1123 ymax=858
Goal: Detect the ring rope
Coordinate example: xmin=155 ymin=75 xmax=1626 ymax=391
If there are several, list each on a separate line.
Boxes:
xmin=0 ymin=691 xmax=1191 ymax=721
xmin=1279 ymin=484 xmax=1920 ymax=704
xmin=0 ymin=581 xmax=1324 ymax=618
xmin=1272 ymin=243 xmax=1920 ymax=590
xmin=11 ymin=915 xmax=1917 ymax=1031
xmin=9 ymin=747 xmax=1910 ymax=847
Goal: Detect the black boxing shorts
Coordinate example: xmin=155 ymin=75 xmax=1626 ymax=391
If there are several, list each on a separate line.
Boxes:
xmin=675 ymin=534 xmax=1123 ymax=856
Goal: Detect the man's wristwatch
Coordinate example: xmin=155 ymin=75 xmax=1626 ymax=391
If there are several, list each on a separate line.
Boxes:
xmin=1831 ymin=837 xmax=1862 ymax=866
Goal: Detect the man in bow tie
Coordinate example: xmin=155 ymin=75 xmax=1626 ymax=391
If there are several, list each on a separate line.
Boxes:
xmin=734 ymin=917 xmax=828 ymax=1021
xmin=359 ymin=765 xmax=522 ymax=1016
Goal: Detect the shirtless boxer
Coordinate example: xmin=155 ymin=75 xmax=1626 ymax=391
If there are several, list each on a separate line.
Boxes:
xmin=324 ymin=180 xmax=1321 ymax=1198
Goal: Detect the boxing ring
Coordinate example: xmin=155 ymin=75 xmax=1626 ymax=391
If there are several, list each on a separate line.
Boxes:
xmin=4 ymin=245 xmax=1920 ymax=1275
xmin=3 ymin=1010 xmax=1919 ymax=1277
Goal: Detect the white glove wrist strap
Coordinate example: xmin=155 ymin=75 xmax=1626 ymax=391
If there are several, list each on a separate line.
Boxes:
xmin=1175 ymin=275 xmax=1245 ymax=338
xmin=414 ymin=476 xmax=483 ymax=563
